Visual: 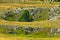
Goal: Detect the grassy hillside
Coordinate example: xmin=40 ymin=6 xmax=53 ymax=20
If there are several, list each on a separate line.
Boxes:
xmin=0 ymin=1 xmax=60 ymax=40
xmin=0 ymin=20 xmax=60 ymax=39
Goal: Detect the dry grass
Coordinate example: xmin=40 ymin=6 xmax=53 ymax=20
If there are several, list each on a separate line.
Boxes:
xmin=0 ymin=20 xmax=60 ymax=28
xmin=0 ymin=3 xmax=59 ymax=8
xmin=0 ymin=3 xmax=59 ymax=12
xmin=0 ymin=34 xmax=60 ymax=40
xmin=0 ymin=2 xmax=60 ymax=40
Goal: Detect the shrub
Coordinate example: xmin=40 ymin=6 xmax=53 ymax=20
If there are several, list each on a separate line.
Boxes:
xmin=18 ymin=10 xmax=33 ymax=22
xmin=4 ymin=10 xmax=15 ymax=21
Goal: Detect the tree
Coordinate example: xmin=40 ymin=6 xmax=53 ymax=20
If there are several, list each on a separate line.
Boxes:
xmin=18 ymin=10 xmax=33 ymax=22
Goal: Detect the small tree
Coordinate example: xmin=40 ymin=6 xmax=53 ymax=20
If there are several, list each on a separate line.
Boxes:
xmin=18 ymin=10 xmax=33 ymax=22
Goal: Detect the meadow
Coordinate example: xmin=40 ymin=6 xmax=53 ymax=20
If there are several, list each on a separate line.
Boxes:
xmin=0 ymin=20 xmax=60 ymax=40
xmin=0 ymin=20 xmax=60 ymax=28
xmin=0 ymin=1 xmax=60 ymax=40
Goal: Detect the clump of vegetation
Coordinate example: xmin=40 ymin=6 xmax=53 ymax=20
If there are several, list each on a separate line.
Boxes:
xmin=18 ymin=10 xmax=33 ymax=22
xmin=0 ymin=20 xmax=60 ymax=37
xmin=2 ymin=10 xmax=16 ymax=21
xmin=2 ymin=10 xmax=33 ymax=22
xmin=0 ymin=24 xmax=60 ymax=38
xmin=1 ymin=7 xmax=60 ymax=21
xmin=5 ymin=10 xmax=15 ymax=21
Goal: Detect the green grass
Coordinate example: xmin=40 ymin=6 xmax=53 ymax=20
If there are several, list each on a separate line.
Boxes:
xmin=0 ymin=2 xmax=60 ymax=39
xmin=0 ymin=20 xmax=60 ymax=40
xmin=0 ymin=34 xmax=60 ymax=40
xmin=0 ymin=20 xmax=60 ymax=38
